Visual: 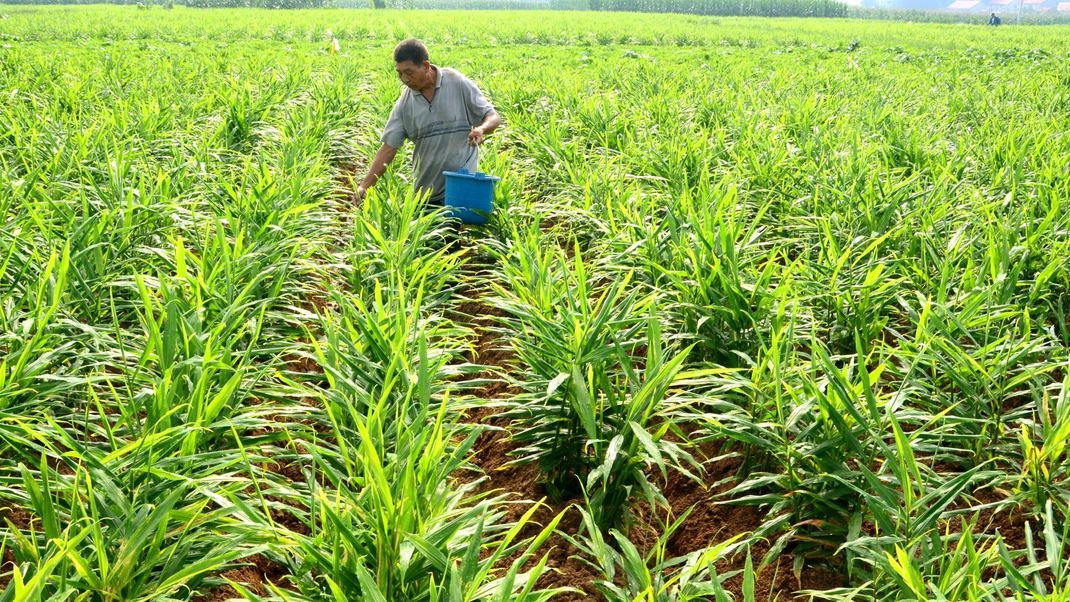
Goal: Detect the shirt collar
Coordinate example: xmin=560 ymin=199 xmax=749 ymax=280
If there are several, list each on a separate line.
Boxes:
xmin=432 ymin=65 xmax=443 ymax=89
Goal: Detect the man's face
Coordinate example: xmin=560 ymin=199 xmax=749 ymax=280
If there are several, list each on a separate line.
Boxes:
xmin=395 ymin=60 xmax=432 ymax=91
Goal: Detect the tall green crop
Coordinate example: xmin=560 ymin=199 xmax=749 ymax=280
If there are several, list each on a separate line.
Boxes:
xmin=2 ymin=8 xmax=1070 ymax=601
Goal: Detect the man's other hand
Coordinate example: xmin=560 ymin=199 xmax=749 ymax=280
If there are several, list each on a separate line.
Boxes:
xmin=467 ymin=126 xmax=485 ymax=146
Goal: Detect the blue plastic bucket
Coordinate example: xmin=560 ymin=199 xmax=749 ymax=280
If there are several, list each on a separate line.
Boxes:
xmin=443 ymin=168 xmax=499 ymax=224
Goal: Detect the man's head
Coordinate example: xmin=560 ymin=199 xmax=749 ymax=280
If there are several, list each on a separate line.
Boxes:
xmin=394 ymin=39 xmax=433 ymax=91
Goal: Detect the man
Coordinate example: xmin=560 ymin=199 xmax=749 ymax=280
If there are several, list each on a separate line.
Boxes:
xmin=356 ymin=39 xmax=501 ymax=206
xmin=988 ymin=12 xmax=1001 ymax=25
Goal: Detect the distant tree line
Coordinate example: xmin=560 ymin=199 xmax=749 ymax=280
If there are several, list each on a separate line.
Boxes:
xmin=0 ymin=0 xmax=331 ymax=5
xmin=0 ymin=0 xmax=844 ymax=14
xmin=6 ymin=0 xmax=1069 ymax=21
xmin=847 ymin=6 xmax=1070 ymax=21
xmin=579 ymin=0 xmax=848 ymax=17
xmin=332 ymin=0 xmax=844 ymax=12
xmin=338 ymin=0 xmax=846 ymax=13
xmin=0 ymin=0 xmax=147 ymax=4
xmin=181 ymin=0 xmax=331 ymax=6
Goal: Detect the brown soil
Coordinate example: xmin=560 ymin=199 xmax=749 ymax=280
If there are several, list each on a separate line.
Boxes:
xmin=940 ymin=487 xmax=1060 ymax=592
xmin=244 ymin=399 xmax=333 ymax=440
xmin=464 ymin=408 xmax=556 ymax=521
xmin=0 ymin=504 xmax=32 ymax=531
xmin=185 ymin=198 xmax=341 ymax=600
xmin=246 ymin=447 xmax=321 ymax=537
xmin=449 ymin=247 xmax=522 ymax=400
xmin=195 ymin=438 xmax=320 ymax=599
xmin=446 ymin=244 xmax=847 ymax=600
xmin=44 ymin=452 xmax=76 ymax=476
xmin=266 ymin=495 xmax=312 ymax=537
xmin=461 ymin=413 xmax=846 ymax=599
xmin=0 ymin=505 xmax=31 ymax=590
xmin=282 ymin=351 xmax=324 ymax=376
xmin=335 ymin=159 xmax=366 ymax=207
xmin=657 ymin=456 xmax=756 ymax=557
xmin=191 ymin=554 xmax=295 ymax=602
xmin=632 ymin=440 xmax=847 ymax=600
xmin=729 ymin=556 xmax=845 ymax=601
xmin=301 ymin=289 xmax=332 ymax=314
xmin=460 ymin=406 xmax=599 ymax=599
xmin=455 ymin=300 xmax=520 ymax=399
xmin=946 ymin=487 xmax=1034 ymax=551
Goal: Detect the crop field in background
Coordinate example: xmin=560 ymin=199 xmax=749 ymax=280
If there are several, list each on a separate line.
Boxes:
xmin=1 ymin=6 xmax=1070 ymax=601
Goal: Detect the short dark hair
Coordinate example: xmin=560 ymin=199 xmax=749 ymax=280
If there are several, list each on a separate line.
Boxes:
xmin=394 ymin=39 xmax=429 ymax=66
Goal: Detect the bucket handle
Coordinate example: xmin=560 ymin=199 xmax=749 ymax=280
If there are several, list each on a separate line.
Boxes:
xmin=450 ymin=146 xmax=483 ymax=177
xmin=461 ymin=144 xmax=477 ymax=173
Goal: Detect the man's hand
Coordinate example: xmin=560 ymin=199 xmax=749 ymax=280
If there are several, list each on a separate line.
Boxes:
xmin=467 ymin=126 xmax=485 ymax=146
xmin=354 ymin=144 xmax=399 ymax=207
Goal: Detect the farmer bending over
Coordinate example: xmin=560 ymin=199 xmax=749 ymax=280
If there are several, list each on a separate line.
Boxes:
xmin=356 ymin=39 xmax=501 ymax=206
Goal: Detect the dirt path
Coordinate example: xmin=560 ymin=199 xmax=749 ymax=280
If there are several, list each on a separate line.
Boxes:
xmin=193 ymin=157 xmax=846 ymax=599
xmin=444 ymin=241 xmax=602 ymax=600
xmin=443 ymin=234 xmax=847 ymax=600
xmin=192 ymin=162 xmax=355 ymax=602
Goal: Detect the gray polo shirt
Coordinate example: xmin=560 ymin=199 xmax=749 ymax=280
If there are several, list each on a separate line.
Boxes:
xmin=381 ymin=66 xmax=497 ymax=203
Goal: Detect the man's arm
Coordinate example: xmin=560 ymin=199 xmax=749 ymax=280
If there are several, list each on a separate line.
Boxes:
xmin=356 ymin=143 xmax=399 ymax=202
xmin=468 ymin=112 xmax=501 ymax=146
xmin=461 ymin=74 xmax=500 ymax=146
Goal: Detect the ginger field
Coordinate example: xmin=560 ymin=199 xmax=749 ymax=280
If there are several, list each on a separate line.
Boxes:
xmin=2 ymin=6 xmax=1070 ymax=600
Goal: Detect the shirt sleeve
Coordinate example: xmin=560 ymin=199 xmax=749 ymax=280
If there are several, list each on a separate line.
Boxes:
xmin=380 ymin=95 xmax=407 ymax=148
xmin=460 ymin=75 xmax=497 ymax=126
